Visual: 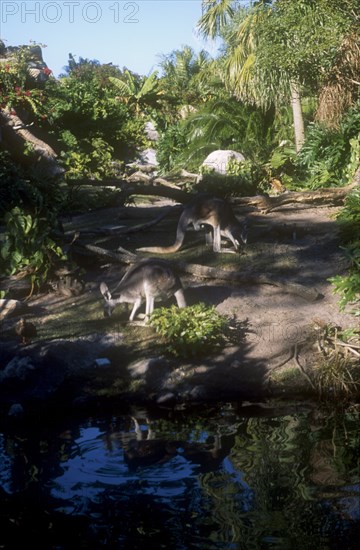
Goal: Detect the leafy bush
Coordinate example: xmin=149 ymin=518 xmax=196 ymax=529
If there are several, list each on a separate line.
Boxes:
xmin=0 ymin=150 xmax=67 ymax=220
xmin=149 ymin=303 xmax=228 ymax=358
xmin=297 ymin=101 xmax=360 ymax=189
xmin=194 ymin=159 xmax=262 ymax=198
xmin=0 ymin=207 xmax=65 ymax=294
xmin=59 ymin=133 xmax=115 ymax=180
xmin=0 ymin=45 xmax=48 ymax=119
xmin=329 ymin=187 xmax=360 ymax=315
xmin=156 ymin=123 xmax=187 ymax=174
xmin=43 ymin=66 xmax=146 ymax=178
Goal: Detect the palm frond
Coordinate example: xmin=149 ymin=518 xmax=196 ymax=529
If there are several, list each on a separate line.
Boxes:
xmin=197 ymin=0 xmax=235 ymax=39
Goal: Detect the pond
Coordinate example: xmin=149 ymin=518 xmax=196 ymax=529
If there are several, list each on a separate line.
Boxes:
xmin=0 ymin=401 xmax=359 ymax=549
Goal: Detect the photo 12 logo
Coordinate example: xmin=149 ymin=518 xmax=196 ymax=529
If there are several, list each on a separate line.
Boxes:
xmin=1 ymin=1 xmax=140 ymax=24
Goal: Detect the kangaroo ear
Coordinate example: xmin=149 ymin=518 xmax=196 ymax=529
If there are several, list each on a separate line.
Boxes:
xmin=100 ymin=282 xmax=112 ymax=301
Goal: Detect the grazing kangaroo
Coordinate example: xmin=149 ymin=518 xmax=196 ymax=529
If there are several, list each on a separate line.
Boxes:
xmin=137 ymin=195 xmax=248 ymax=254
xmin=100 ymin=258 xmax=186 ymax=321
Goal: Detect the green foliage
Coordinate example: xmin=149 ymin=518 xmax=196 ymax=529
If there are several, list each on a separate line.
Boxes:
xmin=0 ymin=207 xmax=65 ymax=292
xmin=156 ymin=123 xmax=187 ymax=174
xmin=157 ymin=97 xmax=275 ymax=175
xmin=0 ymin=150 xmax=67 ymax=220
xmin=330 ymin=267 xmax=360 ymax=315
xmin=149 ymin=303 xmax=228 ymax=358
xmin=195 ymin=158 xmax=262 ymax=198
xmin=0 ymin=45 xmax=48 ymax=118
xmin=109 ymin=69 xmax=163 ymax=115
xmin=158 ymin=46 xmax=218 ymax=115
xmin=296 ymin=102 xmax=360 ymax=189
xmin=314 ymin=324 xmax=360 ymax=401
xmin=43 ymin=62 xmax=146 ymax=178
xmin=329 ymin=188 xmax=360 ymax=315
xmin=180 ymin=98 xmax=274 ymax=169
xmin=59 ymin=133 xmax=115 ymax=180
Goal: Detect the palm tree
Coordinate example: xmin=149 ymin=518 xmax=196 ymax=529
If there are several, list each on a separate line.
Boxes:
xmin=159 ymin=46 xmax=220 ymax=110
xmin=197 ymin=0 xmax=305 ymax=151
xmin=199 ymin=0 xmax=359 ymax=151
xmin=316 ymin=32 xmax=360 ymax=128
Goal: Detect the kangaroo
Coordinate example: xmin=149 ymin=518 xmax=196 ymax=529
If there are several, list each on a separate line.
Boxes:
xmin=137 ymin=195 xmax=248 ymax=254
xmin=100 ymin=258 xmax=186 ymax=322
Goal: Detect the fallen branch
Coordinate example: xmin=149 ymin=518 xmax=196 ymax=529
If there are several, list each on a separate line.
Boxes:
xmin=72 ymin=206 xmax=180 ymax=237
xmin=232 ymin=183 xmax=358 ymax=212
xmin=177 ymin=262 xmax=322 ymax=302
xmin=73 ymin=243 xmax=137 ymax=264
xmin=73 ymin=241 xmax=321 ymax=302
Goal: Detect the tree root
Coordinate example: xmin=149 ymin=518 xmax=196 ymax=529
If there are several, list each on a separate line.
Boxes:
xmin=267 ymin=343 xmax=317 ymax=390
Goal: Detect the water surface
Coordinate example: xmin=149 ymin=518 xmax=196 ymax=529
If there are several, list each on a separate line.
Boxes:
xmin=0 ymin=402 xmax=359 ymax=549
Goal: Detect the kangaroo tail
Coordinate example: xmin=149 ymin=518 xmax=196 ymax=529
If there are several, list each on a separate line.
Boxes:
xmin=137 ymin=243 xmax=182 ymax=254
xmin=137 ymin=214 xmax=187 ymax=254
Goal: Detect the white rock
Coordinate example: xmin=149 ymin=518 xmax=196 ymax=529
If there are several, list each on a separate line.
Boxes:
xmin=201 ymin=149 xmax=245 ymax=175
xmin=139 ymin=148 xmax=158 ymax=167
xmin=144 ymin=121 xmax=159 ymax=141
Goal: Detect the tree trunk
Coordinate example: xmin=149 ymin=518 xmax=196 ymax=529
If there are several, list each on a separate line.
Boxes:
xmin=290 ymin=81 xmax=305 ymax=152
xmin=0 ymin=109 xmax=64 ymax=177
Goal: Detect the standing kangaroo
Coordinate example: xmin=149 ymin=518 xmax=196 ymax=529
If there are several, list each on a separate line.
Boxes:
xmin=100 ymin=259 xmax=186 ymax=321
xmin=137 ymin=195 xmax=248 ymax=254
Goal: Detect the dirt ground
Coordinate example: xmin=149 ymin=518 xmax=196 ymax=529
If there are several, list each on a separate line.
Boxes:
xmin=1 ymin=197 xmax=358 ymax=411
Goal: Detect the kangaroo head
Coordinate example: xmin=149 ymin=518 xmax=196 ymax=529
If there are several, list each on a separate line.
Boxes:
xmin=100 ymin=282 xmax=116 ymax=317
xmin=229 ymin=220 xmax=248 ymax=248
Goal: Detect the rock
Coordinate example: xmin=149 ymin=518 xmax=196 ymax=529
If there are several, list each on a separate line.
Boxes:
xmin=188 ymin=385 xmax=208 ymax=401
xmin=201 ymin=149 xmax=245 ymax=175
xmin=94 ymin=358 xmax=111 ymax=368
xmin=127 ymin=171 xmax=152 ymax=184
xmin=8 ymin=403 xmax=24 ymax=418
xmin=0 ymin=43 xmax=51 ymax=85
xmin=156 ymin=391 xmax=177 ymax=406
xmin=139 ymin=148 xmax=158 ymax=167
xmin=144 ymin=121 xmax=159 ymax=142
xmin=0 ymin=356 xmax=35 ymax=383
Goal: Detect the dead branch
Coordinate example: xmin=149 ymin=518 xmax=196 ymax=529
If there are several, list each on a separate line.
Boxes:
xmin=72 ymin=206 xmax=180 ymax=237
xmin=177 ymin=262 xmax=322 ymax=302
xmin=232 ymin=183 xmax=358 ymax=212
xmin=0 ymin=108 xmax=64 ymax=177
xmin=73 ymin=243 xmax=137 ymax=264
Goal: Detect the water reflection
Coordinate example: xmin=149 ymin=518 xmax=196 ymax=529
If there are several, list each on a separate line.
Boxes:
xmin=0 ymin=403 xmax=359 ymax=549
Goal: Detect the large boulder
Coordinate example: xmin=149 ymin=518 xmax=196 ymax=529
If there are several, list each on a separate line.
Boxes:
xmin=201 ymin=149 xmax=245 ymax=175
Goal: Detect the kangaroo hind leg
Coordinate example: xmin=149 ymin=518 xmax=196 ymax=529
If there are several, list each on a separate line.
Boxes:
xmin=129 ymin=297 xmax=142 ymax=321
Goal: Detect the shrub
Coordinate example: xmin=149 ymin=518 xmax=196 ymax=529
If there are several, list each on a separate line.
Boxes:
xmin=149 ymin=303 xmax=228 ymax=358
xmin=0 ymin=206 xmax=65 ymax=295
xmin=313 ymin=324 xmax=360 ymax=402
xmin=194 ymin=159 xmax=262 ymax=198
xmin=296 ymin=101 xmax=360 ymax=189
xmin=329 ymin=187 xmax=360 ymax=315
xmin=156 ymin=123 xmax=187 ymax=174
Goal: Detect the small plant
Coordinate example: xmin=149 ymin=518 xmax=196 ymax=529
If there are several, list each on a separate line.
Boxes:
xmin=313 ymin=324 xmax=360 ymax=401
xmin=149 ymin=303 xmax=229 ymax=358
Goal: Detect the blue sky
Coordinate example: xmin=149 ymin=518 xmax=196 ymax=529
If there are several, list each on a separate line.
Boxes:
xmin=0 ymin=0 xmax=221 ymax=77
